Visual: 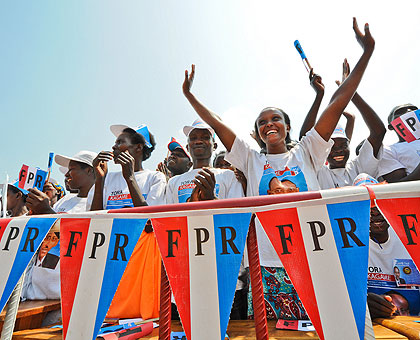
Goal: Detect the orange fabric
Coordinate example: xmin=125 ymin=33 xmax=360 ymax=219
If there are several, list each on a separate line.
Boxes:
xmin=107 ymin=231 xmax=161 ymax=319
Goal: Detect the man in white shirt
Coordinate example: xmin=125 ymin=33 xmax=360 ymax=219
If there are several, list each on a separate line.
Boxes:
xmin=316 ymin=86 xmax=385 ymax=189
xmin=166 ymin=120 xmax=244 ymax=204
xmin=378 ymin=104 xmax=420 ymax=183
xmin=165 ymin=120 xmax=246 ymax=319
xmin=26 ymin=151 xmax=97 ymax=215
xmin=54 ymin=150 xmax=97 ymax=213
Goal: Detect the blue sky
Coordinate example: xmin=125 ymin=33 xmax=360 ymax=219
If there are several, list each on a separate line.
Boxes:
xmin=1 ymin=1 xmax=420 ymax=185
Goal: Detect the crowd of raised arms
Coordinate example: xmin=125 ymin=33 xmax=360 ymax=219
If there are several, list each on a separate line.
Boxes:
xmin=3 ymin=18 xmax=420 ymax=324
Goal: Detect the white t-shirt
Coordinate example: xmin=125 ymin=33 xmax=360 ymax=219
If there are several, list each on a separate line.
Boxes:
xmin=53 ymin=193 xmax=88 ymax=213
xmin=24 ymin=255 xmax=60 ymax=300
xmin=368 ymin=229 xmax=420 ymax=315
xmin=165 ymin=168 xmax=244 ymax=204
xmin=317 ymin=140 xmax=383 ymax=189
xmin=225 ymin=128 xmax=333 ymax=267
xmin=87 ymin=169 xmax=166 ymax=210
xmin=377 ymin=139 xmax=420 ymax=178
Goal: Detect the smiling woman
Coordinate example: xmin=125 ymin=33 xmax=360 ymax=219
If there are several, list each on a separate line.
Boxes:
xmin=181 ymin=18 xmax=376 ymax=320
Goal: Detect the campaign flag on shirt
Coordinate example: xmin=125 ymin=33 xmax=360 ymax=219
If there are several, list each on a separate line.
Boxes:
xmin=60 ymin=216 xmax=147 ymax=340
xmin=256 ymin=188 xmax=371 ymax=340
xmin=370 ymin=182 xmax=420 ymax=275
xmin=0 ymin=216 xmax=57 ymax=312
xmin=390 ymin=109 xmax=420 ymax=143
xmin=152 ymin=212 xmax=251 ymax=340
xmin=17 ymin=164 xmax=48 ymax=191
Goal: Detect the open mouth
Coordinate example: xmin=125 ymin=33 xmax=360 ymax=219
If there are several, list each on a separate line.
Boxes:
xmin=333 ymin=156 xmax=345 ymax=162
xmin=266 ymin=130 xmax=277 ymax=136
xmin=370 ymin=221 xmax=387 ymax=231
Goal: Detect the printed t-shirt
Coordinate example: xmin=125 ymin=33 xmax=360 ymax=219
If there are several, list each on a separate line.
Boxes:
xmin=53 ymin=193 xmax=88 ymax=213
xmin=368 ymin=229 xmax=420 ymax=315
xmin=165 ymin=168 xmax=244 ymax=204
xmin=25 ymin=255 xmax=60 ymax=300
xmin=225 ymin=127 xmax=333 ymax=267
xmin=87 ymin=169 xmax=166 ymax=210
xmin=317 ymin=140 xmax=383 ymax=189
xmin=378 ymin=139 xmax=420 ymax=178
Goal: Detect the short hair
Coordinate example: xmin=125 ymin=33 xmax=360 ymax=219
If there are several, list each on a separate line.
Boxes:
xmin=122 ymin=128 xmax=156 ymax=161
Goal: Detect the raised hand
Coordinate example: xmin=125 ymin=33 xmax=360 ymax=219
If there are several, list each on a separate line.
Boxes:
xmin=309 ymin=69 xmax=325 ymax=94
xmin=335 ymin=59 xmax=351 ymax=86
xmin=93 ymin=151 xmax=113 ymax=180
xmin=114 ymin=150 xmax=136 ymax=180
xmin=183 ymin=64 xmax=195 ymax=95
xmin=353 ymin=17 xmax=375 ymax=53
xmin=234 ymin=169 xmax=247 ymax=194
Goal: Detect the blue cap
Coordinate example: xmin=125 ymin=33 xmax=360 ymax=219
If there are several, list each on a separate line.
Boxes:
xmin=11 ymin=181 xmax=29 ymax=195
xmin=110 ymin=124 xmax=153 ymax=148
xmin=168 ymin=137 xmax=190 ymax=160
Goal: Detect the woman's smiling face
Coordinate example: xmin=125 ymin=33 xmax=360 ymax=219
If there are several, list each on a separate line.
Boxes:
xmin=256 ymin=109 xmax=288 ymax=147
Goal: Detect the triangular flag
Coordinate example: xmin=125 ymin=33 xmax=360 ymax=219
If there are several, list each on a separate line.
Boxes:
xmin=60 ymin=216 xmax=147 ymax=340
xmin=0 ymin=217 xmax=58 ymax=311
xmin=257 ymin=192 xmax=370 ymax=340
xmin=152 ymin=212 xmax=251 ymax=340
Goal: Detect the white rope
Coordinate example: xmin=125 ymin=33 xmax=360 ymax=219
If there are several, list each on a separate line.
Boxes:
xmin=1 ymin=272 xmax=25 ymax=340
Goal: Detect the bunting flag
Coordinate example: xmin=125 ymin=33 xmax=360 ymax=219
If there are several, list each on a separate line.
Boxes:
xmin=2 ymin=183 xmax=419 ymax=340
xmin=0 ymin=216 xmax=58 ymax=311
xmin=370 ymin=182 xmax=420 ymax=274
xmin=152 ymin=212 xmax=251 ymax=340
xmin=256 ymin=187 xmax=371 ymax=340
xmin=60 ymin=216 xmax=147 ymax=340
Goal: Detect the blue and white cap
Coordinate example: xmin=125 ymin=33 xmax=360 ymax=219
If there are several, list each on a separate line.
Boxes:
xmin=331 ymin=125 xmax=349 ymax=140
xmin=110 ymin=124 xmax=152 ymax=148
xmin=352 ymin=173 xmax=379 ymax=186
xmin=11 ymin=181 xmax=29 ymax=195
xmin=183 ymin=119 xmax=215 ymax=138
xmin=168 ymin=137 xmax=190 ymax=160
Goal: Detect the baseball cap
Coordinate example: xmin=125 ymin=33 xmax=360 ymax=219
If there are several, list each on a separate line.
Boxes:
xmin=55 ymin=150 xmax=98 ymax=168
xmin=388 ymin=104 xmax=418 ymax=124
xmin=11 ymin=181 xmax=29 ymax=195
xmin=110 ymin=124 xmax=152 ymax=148
xmin=183 ymin=119 xmax=215 ymax=138
xmin=168 ymin=137 xmax=190 ymax=160
xmin=331 ymin=125 xmax=349 ymax=140
xmin=59 ymin=166 xmax=68 ymax=174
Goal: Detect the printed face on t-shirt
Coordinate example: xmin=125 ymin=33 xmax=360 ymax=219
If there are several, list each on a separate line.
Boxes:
xmin=39 ymin=232 xmax=59 ymax=260
xmin=259 ymin=164 xmax=307 ymax=196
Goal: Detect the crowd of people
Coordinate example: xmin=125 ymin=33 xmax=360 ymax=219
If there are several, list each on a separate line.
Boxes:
xmin=2 ymin=18 xmax=420 ymax=325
